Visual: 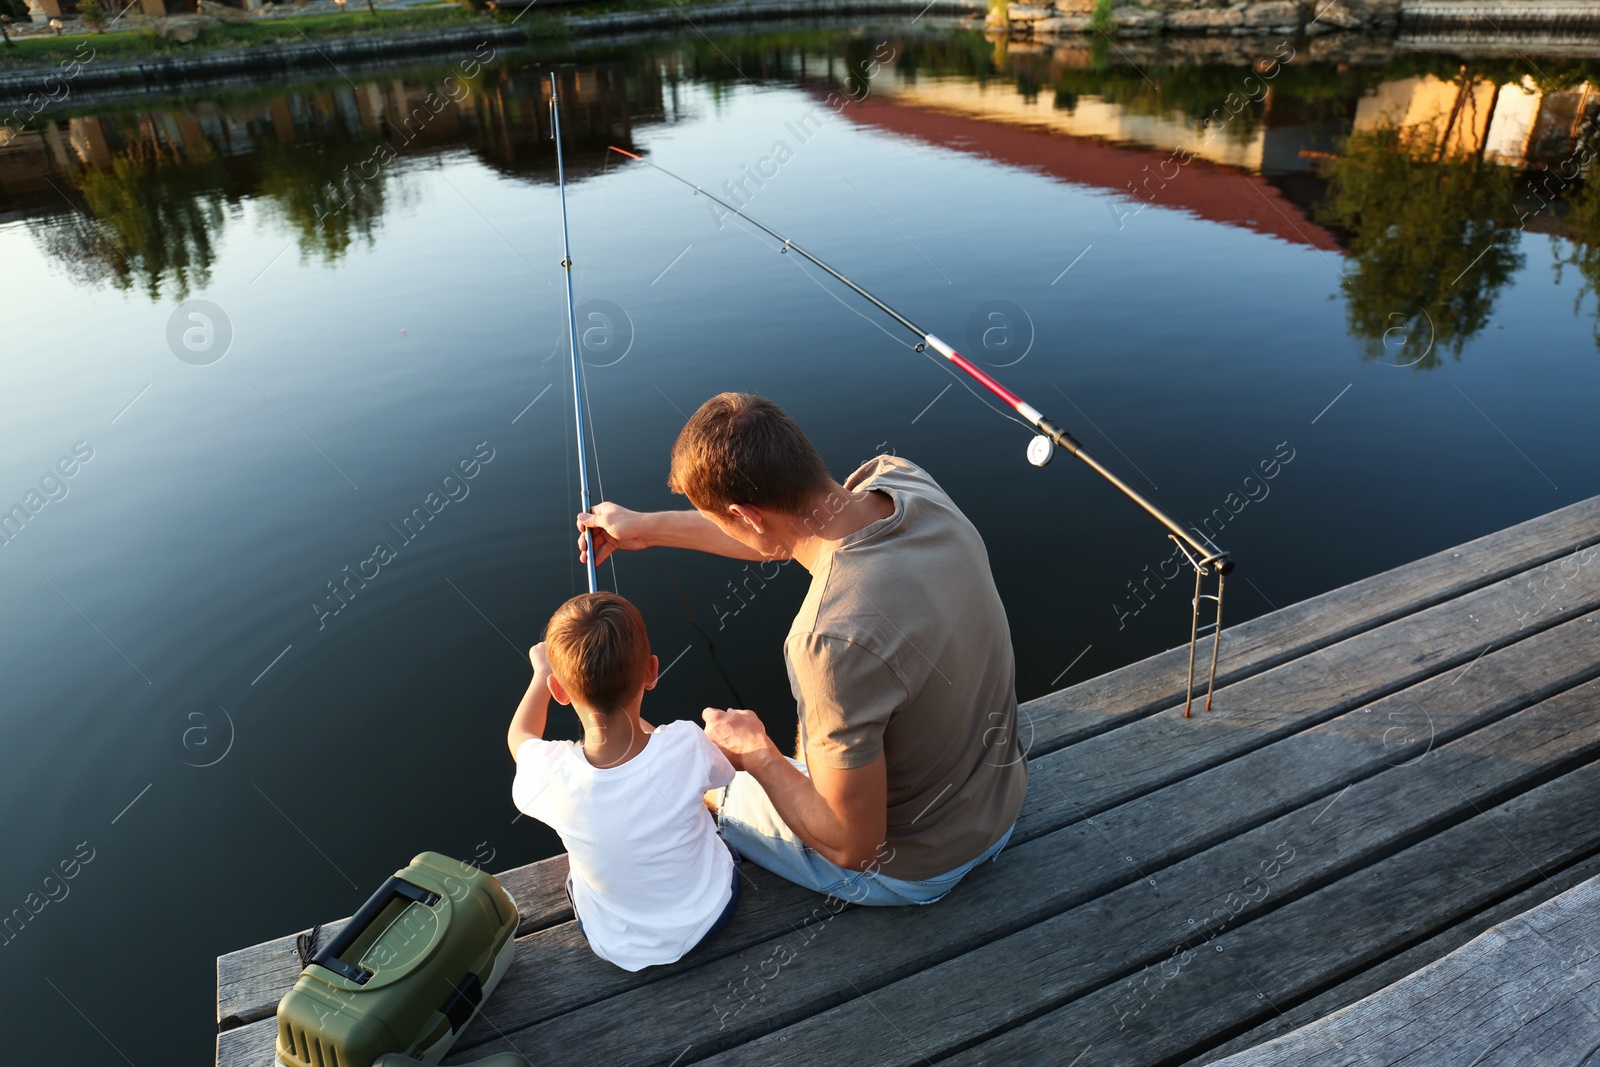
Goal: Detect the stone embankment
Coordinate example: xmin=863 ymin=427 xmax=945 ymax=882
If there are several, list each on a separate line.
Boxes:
xmin=995 ymin=0 xmax=1399 ymax=39
xmin=0 ymin=0 xmax=1589 ymax=100
xmin=0 ymin=0 xmax=990 ymax=97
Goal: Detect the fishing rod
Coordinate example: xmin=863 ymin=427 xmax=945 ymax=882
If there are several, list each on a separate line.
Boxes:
xmin=608 ymin=145 xmax=1233 ymax=716
xmin=552 ymin=74 xmax=598 ymax=594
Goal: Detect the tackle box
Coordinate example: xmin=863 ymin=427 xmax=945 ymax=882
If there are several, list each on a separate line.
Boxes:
xmin=275 ymin=852 xmax=518 ymax=1067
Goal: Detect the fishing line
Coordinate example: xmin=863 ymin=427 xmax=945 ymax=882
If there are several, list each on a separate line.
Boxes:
xmin=561 ymin=334 xmax=576 ymax=596
xmin=663 ymin=563 xmax=746 ymax=708
xmin=553 ymin=75 xmax=625 ymax=594
xmin=781 ymin=251 xmax=1034 ymax=434
xmin=609 ymin=144 xmax=1235 ymax=716
xmin=552 ymin=73 xmax=599 ymax=594
xmin=577 ymin=361 xmax=622 ymax=593
xmin=715 ymin=210 xmax=916 ymax=351
xmin=720 ymin=206 xmax=1033 ymax=434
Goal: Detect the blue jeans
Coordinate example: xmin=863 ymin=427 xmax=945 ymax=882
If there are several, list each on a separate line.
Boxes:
xmin=716 ymin=759 xmax=1015 ymax=906
xmin=701 ymin=850 xmax=742 ymax=940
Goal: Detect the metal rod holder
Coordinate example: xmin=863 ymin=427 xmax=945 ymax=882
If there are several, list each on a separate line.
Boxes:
xmin=1172 ymin=534 xmax=1227 ymax=717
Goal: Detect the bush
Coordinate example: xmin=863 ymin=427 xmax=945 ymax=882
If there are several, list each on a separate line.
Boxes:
xmin=1090 ymin=0 xmax=1112 ymax=33
xmin=77 ymin=0 xmax=109 ymax=31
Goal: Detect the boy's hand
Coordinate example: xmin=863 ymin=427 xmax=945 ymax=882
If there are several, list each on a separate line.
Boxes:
xmin=509 ymin=643 xmax=554 ymax=757
xmin=529 ymin=642 xmax=552 ymax=678
xmin=702 ymin=708 xmax=779 ymax=773
xmin=577 ymin=503 xmax=650 ymax=566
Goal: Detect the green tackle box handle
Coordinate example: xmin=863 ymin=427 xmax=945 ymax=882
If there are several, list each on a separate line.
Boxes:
xmin=313 ymin=875 xmax=441 ymax=985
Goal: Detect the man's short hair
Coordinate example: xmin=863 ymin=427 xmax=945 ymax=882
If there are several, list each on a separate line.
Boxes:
xmin=668 ymin=393 xmax=832 ymax=516
xmin=544 ymin=592 xmax=651 ymax=712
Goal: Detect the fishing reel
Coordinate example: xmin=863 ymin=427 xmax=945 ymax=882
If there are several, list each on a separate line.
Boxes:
xmin=1026 ymin=435 xmax=1054 ymax=467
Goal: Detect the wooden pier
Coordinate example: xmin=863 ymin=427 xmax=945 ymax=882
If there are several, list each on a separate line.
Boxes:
xmin=217 ymin=494 xmax=1600 ymax=1066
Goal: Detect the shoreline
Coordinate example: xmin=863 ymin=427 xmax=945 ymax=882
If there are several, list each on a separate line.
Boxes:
xmin=0 ymin=0 xmax=986 ymax=96
xmin=1 ymin=0 xmax=1597 ymax=104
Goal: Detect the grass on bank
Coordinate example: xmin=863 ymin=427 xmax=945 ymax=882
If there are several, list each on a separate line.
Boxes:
xmin=0 ymin=6 xmax=539 ymax=68
xmin=0 ymin=0 xmax=746 ymax=71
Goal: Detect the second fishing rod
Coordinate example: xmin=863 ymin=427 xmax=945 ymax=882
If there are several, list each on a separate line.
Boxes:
xmin=551 ymin=74 xmax=598 ymax=595
xmin=609 ymin=145 xmax=1233 ymax=715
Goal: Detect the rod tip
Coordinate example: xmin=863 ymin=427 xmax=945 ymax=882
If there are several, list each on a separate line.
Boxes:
xmin=608 ymin=146 xmax=643 ymax=160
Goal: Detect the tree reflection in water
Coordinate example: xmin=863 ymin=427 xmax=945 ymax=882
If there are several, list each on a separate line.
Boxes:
xmin=1550 ymin=148 xmax=1600 ymax=350
xmin=256 ymin=136 xmax=398 ymax=264
xmin=9 ymin=35 xmax=1597 ymax=357
xmin=1317 ymin=120 xmax=1524 ymax=369
xmin=31 ymin=121 xmax=227 ymax=301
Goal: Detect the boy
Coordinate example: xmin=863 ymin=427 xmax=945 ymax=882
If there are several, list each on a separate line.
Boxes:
xmin=507 ymin=592 xmax=739 ymax=971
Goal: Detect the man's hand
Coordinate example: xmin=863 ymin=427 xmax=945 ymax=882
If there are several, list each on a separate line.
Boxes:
xmin=577 ymin=503 xmax=653 ymax=567
xmin=578 ymin=505 xmax=768 ymax=563
xmin=705 ymin=707 xmax=889 ymax=870
xmin=702 ymin=708 xmax=780 ymax=773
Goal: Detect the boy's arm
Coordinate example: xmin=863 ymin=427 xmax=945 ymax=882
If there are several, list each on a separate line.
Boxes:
xmin=506 ymin=643 xmax=554 ymax=759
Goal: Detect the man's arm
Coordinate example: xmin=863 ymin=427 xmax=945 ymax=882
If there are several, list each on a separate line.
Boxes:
xmin=703 ymin=709 xmax=888 ymax=869
xmin=578 ymin=503 xmax=765 ymax=564
xmin=506 ymin=644 xmax=553 ymax=758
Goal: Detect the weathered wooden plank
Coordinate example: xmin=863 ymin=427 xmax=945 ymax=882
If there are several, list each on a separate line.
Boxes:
xmin=215 ymin=856 xmax=572 ymax=1028
xmin=1185 ymin=843 xmax=1600 ymax=1065
xmin=1021 ymin=493 xmax=1600 ymax=754
xmin=1015 ymin=545 xmax=1600 ymax=839
xmin=1204 ymin=871 xmax=1600 ymax=1066
xmin=443 ymin=642 xmax=1600 ymax=1065
xmin=688 ymin=677 xmax=1600 ymax=1067
xmin=937 ymin=760 xmax=1600 ymax=1066
xmin=219 ymin=539 xmax=1600 ymax=1063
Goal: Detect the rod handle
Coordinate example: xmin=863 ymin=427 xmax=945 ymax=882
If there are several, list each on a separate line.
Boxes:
xmin=1036 ymin=417 xmax=1083 ymax=458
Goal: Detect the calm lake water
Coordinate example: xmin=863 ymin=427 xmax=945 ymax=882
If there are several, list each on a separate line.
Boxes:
xmin=3 ymin=24 xmax=1599 ymax=1064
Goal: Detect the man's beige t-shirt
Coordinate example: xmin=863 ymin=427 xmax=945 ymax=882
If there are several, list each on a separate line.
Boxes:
xmin=786 ymin=456 xmax=1028 ymax=881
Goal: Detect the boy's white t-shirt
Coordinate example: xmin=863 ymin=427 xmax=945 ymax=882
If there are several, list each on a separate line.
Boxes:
xmin=512 ymin=720 xmax=736 ymax=971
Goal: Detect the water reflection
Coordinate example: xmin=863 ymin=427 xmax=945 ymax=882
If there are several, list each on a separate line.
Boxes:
xmin=255 ymin=133 xmax=396 ymax=264
xmin=821 ymin=41 xmax=1600 ymax=365
xmin=2 ymin=63 xmax=658 ymax=295
xmin=1317 ymin=120 xmax=1525 ymax=369
xmin=1318 ymin=71 xmax=1597 ymax=365
xmin=1 ymin=32 xmax=1598 ymax=362
xmin=27 ymin=122 xmax=228 ymax=300
xmin=1553 ymin=176 xmax=1600 ymax=349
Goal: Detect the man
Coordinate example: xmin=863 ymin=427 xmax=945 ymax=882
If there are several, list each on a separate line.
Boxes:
xmin=577 ymin=393 xmax=1026 ymax=904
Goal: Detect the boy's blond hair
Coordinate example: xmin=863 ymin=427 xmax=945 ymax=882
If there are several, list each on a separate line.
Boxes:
xmin=545 ymin=592 xmax=651 ymax=713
